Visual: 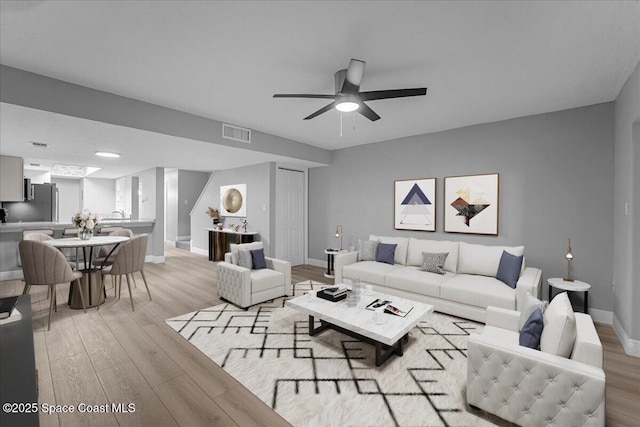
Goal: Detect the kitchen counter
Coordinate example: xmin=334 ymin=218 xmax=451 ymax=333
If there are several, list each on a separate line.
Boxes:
xmin=0 ymin=219 xmax=156 ymax=234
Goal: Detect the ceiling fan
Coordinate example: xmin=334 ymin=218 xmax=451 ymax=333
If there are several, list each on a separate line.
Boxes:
xmin=273 ymin=59 xmax=427 ymax=122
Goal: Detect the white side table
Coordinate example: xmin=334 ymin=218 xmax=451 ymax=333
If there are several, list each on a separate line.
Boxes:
xmin=547 ymin=278 xmax=591 ymax=313
xmin=324 ymin=249 xmax=348 ymax=279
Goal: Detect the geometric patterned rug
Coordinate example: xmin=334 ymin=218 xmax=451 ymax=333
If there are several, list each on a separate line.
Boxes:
xmin=166 ymin=281 xmax=508 ymax=427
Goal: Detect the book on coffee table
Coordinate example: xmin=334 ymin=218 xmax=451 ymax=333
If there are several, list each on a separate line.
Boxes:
xmin=0 ymin=296 xmax=18 ymax=320
xmin=365 ymin=298 xmax=414 ymax=317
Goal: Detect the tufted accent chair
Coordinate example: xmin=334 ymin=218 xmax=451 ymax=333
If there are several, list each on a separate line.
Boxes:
xmin=216 ymin=244 xmax=291 ymax=308
xmin=467 ymin=306 xmax=605 ymax=426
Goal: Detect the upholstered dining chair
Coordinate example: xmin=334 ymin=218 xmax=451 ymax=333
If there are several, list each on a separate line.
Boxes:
xmin=22 ymin=232 xmax=56 ymax=298
xmin=19 ymin=239 xmax=86 ymax=330
xmin=97 ymin=226 xmax=123 ymax=236
xmin=92 ymin=228 xmax=134 ymax=267
xmin=98 ymin=234 xmax=151 ymax=311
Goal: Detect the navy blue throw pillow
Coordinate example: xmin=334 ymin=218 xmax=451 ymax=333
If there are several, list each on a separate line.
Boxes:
xmin=519 ymin=308 xmax=544 ymax=349
xmin=250 ymin=248 xmax=267 ymax=270
xmin=376 ymin=243 xmax=397 ymax=265
xmin=496 ymin=250 xmax=524 ymax=289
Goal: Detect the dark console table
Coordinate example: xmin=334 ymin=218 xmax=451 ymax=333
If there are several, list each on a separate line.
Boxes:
xmin=0 ymin=295 xmax=39 ymax=427
xmin=206 ymin=228 xmax=257 ymax=261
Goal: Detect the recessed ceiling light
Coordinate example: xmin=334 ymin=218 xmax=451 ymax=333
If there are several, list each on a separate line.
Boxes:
xmin=95 ymin=151 xmax=120 ymax=158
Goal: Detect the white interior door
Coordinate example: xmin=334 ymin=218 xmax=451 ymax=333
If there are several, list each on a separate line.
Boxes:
xmin=276 ymin=168 xmax=304 ymax=266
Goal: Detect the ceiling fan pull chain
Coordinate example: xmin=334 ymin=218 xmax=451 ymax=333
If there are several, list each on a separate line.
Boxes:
xmin=352 ymin=113 xmax=356 ymax=131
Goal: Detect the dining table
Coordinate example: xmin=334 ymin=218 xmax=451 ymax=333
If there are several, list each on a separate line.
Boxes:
xmin=45 ymin=235 xmax=129 ymax=308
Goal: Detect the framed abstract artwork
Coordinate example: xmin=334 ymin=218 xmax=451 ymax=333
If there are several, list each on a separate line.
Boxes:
xmin=394 ymin=178 xmax=436 ymax=232
xmin=444 ymin=173 xmax=499 ymax=235
xmin=220 ymin=183 xmax=247 ymax=217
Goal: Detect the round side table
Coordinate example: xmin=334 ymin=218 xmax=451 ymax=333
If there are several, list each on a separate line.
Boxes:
xmin=324 ymin=249 xmax=348 ymax=279
xmin=547 ymin=278 xmax=591 ymax=313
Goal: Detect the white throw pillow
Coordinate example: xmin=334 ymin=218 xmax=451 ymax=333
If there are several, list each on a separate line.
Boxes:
xmin=540 ymin=292 xmax=577 ymax=358
xmin=407 ymin=238 xmax=459 ymax=272
xmin=229 ymin=241 xmax=263 ymax=265
xmin=518 ymin=292 xmax=548 ymax=331
xmin=457 ymin=242 xmax=524 ymax=277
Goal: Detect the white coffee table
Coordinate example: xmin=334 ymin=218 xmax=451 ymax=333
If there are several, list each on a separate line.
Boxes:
xmin=287 ymin=288 xmax=434 ymax=366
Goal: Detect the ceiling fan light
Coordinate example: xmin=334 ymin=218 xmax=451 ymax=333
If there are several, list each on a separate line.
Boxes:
xmin=95 ymin=151 xmax=120 ymax=158
xmin=335 ymin=101 xmax=359 ymax=112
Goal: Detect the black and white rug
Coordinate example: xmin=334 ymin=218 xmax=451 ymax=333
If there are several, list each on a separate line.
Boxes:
xmin=165 ymin=281 xmax=505 ymax=427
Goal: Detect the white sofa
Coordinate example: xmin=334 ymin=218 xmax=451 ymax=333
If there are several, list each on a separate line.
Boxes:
xmin=334 ymin=235 xmax=542 ymax=322
xmin=467 ymin=306 xmax=605 ymax=426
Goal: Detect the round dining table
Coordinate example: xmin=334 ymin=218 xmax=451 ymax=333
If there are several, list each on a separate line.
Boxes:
xmin=45 ymin=235 xmax=130 ymax=308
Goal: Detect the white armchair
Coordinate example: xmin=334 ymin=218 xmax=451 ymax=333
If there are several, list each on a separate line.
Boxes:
xmin=216 ymin=243 xmax=291 ymax=308
xmin=467 ymin=306 xmax=605 ymax=426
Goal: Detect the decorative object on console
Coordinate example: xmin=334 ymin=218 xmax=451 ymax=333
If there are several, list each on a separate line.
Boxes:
xmin=334 ymin=225 xmax=343 ymax=250
xmin=444 ymin=173 xmax=499 ymax=235
xmin=394 ymin=178 xmax=436 ymax=232
xmin=240 ymin=219 xmax=248 ymax=232
xmin=220 ymin=183 xmax=247 ymax=217
xmin=206 ymin=206 xmax=220 ymax=224
xmin=72 ymin=209 xmax=100 ymax=240
xmin=564 ymin=238 xmax=574 ymax=282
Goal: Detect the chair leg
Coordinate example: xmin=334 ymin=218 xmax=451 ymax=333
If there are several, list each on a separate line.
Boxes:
xmin=125 ymin=274 xmax=134 ymax=311
xmin=54 ymin=286 xmax=58 ymax=312
xmin=22 ymin=284 xmax=31 ymax=295
xmin=140 ymin=270 xmax=152 ymax=301
xmin=132 ymin=274 xmax=138 ymax=289
xmin=97 ymin=275 xmax=106 ymax=311
xmin=75 ymin=279 xmax=87 ymax=313
xmin=47 ymin=284 xmax=56 ymax=331
xmin=117 ymin=275 xmax=122 ymax=300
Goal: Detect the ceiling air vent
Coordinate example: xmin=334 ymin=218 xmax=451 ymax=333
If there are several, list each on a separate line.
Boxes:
xmin=222 ymin=123 xmax=251 ymax=143
xmin=30 ymin=141 xmax=48 ymax=148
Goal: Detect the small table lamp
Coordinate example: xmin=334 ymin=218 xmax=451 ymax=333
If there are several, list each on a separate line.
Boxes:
xmin=564 ymin=238 xmax=574 ymax=282
xmin=335 ymin=225 xmax=343 ymax=251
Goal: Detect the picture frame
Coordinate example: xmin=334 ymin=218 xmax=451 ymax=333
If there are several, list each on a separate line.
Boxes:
xmin=220 ymin=183 xmax=247 ymax=218
xmin=394 ymin=178 xmax=436 ymax=232
xmin=444 ymin=173 xmax=499 ymax=235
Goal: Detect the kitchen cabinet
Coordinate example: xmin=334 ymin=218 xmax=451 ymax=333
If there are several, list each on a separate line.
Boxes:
xmin=0 ymin=155 xmax=24 ymax=201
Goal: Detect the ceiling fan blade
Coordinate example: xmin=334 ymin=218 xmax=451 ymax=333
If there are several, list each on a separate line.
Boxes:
xmin=359 ymin=88 xmax=427 ymax=101
xmin=304 ymin=102 xmax=336 ymax=120
xmin=341 ymin=59 xmax=366 ymax=94
xmin=358 ymin=102 xmax=381 ymax=121
xmin=273 ymin=94 xmax=336 ymax=99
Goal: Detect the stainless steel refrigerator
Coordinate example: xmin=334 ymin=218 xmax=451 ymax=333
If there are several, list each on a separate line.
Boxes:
xmin=1 ymin=183 xmax=58 ymax=222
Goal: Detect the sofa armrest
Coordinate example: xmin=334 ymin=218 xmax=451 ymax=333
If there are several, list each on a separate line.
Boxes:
xmin=334 ymin=251 xmax=359 ymax=284
xmin=224 ymin=252 xmax=233 ymax=263
xmin=467 ymin=333 xmax=605 ymax=427
xmin=515 ymin=267 xmax=542 ymax=311
xmin=266 ymin=257 xmax=292 ymax=295
xmin=485 ymin=306 xmax=520 ymax=332
xmin=216 ymin=261 xmax=251 ymax=307
xmin=572 ymin=313 xmax=603 ymax=369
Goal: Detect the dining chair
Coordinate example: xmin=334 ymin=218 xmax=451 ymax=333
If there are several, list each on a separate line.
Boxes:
xmin=19 ymin=239 xmax=87 ymax=330
xmin=18 ymin=228 xmax=55 ymax=267
xmin=62 ymin=227 xmax=80 ymax=265
xmin=98 ymin=234 xmax=151 ymax=311
xmin=92 ymin=228 xmax=134 ymax=293
xmin=97 ymin=226 xmax=123 ymax=236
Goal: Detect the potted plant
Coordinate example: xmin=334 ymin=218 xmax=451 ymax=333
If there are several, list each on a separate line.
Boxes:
xmin=206 ymin=207 xmax=220 ymax=225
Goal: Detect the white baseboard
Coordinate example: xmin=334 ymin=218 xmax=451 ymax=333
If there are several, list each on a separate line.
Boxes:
xmin=306 ymin=258 xmax=325 ymax=268
xmin=613 ymin=314 xmax=640 ymax=358
xmin=0 ymin=270 xmax=23 ymax=281
xmin=588 ymin=308 xmax=612 ymax=324
xmin=165 ymin=240 xmax=176 ymax=247
xmin=145 ymin=255 xmax=165 ymax=263
xmin=176 ymin=235 xmax=190 ymax=241
xmin=190 ymin=247 xmax=208 ymax=256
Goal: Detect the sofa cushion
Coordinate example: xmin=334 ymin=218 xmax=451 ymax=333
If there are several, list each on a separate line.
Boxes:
xmin=250 ymin=248 xmax=267 ymax=269
xmin=370 ymin=235 xmax=409 ymax=265
xmin=358 ymin=239 xmax=378 ymax=261
xmin=376 ymin=243 xmax=397 ymax=265
xmin=519 ymin=308 xmax=544 ymax=349
xmin=384 ymin=267 xmax=453 ymax=298
xmin=343 ymin=261 xmax=401 ymax=286
xmin=496 ymin=250 xmax=524 ymax=288
xmin=237 ymin=249 xmax=253 ymax=269
xmin=541 ymin=292 xmax=576 ymax=358
xmin=440 ymin=274 xmax=516 ymax=310
xmin=457 ymin=242 xmax=524 ymax=277
xmin=250 ymin=268 xmax=284 ymax=293
xmin=406 ymin=238 xmax=459 ymax=272
xmin=230 ymin=241 xmax=264 ymax=265
xmin=418 ymin=252 xmax=448 ymax=275
xmin=519 ymin=292 xmax=548 ymax=331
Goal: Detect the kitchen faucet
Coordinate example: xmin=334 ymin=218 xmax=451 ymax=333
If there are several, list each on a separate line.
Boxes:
xmin=112 ymin=209 xmax=125 ymax=218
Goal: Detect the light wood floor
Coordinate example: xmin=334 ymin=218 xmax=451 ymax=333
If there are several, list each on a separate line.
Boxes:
xmin=1 ymin=246 xmax=638 ymax=426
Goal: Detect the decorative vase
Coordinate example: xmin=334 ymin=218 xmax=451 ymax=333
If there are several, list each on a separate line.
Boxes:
xmin=213 ymin=218 xmax=219 ymax=225
xmin=79 ymin=229 xmax=93 ymax=240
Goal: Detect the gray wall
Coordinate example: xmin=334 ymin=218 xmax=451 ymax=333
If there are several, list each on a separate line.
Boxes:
xmin=191 ymin=163 xmax=276 ymax=256
xmin=613 ymin=60 xmax=640 ymax=340
xmin=136 ymin=167 xmax=165 ymax=259
xmin=309 ymin=103 xmax=614 ymax=312
xmin=165 ymin=169 xmax=178 ymax=242
xmin=177 ymin=170 xmax=210 ymax=237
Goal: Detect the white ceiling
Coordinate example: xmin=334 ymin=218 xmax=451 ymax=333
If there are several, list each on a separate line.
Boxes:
xmin=1 ymin=1 xmax=639 ymax=173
